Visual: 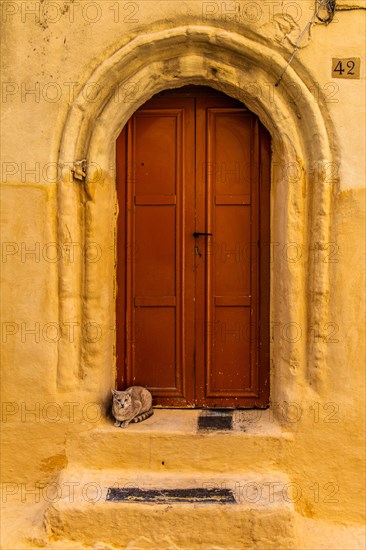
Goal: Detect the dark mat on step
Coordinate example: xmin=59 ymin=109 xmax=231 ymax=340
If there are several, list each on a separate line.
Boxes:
xmin=106 ymin=487 xmax=236 ymax=504
xmin=198 ymin=410 xmax=233 ymax=431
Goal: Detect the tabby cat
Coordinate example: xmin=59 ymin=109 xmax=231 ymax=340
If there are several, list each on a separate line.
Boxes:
xmin=111 ymin=386 xmax=153 ymax=428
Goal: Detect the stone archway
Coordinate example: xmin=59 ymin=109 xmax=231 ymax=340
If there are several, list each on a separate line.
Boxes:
xmin=56 ymin=25 xmax=337 ymax=411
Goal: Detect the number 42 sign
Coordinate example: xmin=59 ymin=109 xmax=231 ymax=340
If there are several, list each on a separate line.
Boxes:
xmin=332 ymin=58 xmax=361 ymax=79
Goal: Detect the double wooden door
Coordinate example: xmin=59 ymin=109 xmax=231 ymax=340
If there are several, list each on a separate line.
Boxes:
xmin=116 ymin=87 xmax=270 ymax=408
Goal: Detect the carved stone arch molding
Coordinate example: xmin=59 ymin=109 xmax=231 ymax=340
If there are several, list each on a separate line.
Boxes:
xmin=56 ymin=25 xmax=337 ymax=408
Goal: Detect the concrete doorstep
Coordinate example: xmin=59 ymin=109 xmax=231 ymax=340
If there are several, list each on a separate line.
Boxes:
xmin=43 ymin=413 xmax=297 ymax=548
xmin=44 ymin=469 xmax=297 ymax=549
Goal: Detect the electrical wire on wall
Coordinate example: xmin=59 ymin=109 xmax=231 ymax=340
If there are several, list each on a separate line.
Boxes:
xmin=275 ymin=0 xmax=337 ymax=86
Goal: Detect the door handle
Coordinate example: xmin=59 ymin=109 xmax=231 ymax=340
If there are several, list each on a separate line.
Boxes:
xmin=193 ymin=232 xmax=213 ymax=238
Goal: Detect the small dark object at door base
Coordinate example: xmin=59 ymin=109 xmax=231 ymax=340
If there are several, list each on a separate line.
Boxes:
xmin=198 ymin=410 xmax=233 ymax=431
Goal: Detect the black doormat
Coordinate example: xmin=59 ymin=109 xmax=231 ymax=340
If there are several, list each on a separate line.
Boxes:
xmin=106 ymin=487 xmax=236 ymax=504
xmin=198 ymin=410 xmax=233 ymax=431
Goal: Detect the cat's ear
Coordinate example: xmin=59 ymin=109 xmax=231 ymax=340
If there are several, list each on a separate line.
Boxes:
xmin=111 ymin=389 xmax=117 ymax=395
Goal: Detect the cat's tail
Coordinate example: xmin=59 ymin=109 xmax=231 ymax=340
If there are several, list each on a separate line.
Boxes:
xmin=132 ymin=408 xmax=154 ymax=424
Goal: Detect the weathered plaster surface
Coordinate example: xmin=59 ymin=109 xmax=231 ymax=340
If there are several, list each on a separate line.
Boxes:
xmin=1 ymin=1 xmax=365 ymax=548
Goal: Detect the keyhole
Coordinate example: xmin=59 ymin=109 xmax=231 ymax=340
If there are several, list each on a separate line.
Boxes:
xmin=194 ymin=245 xmax=202 ymax=257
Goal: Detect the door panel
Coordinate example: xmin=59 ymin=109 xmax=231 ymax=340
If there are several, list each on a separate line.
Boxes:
xmin=116 ymin=87 xmax=270 ymax=408
xmin=214 ymin=206 xmax=251 ymax=296
xmin=134 ymin=114 xmax=177 ymax=196
xmin=135 ymin=307 xmax=176 ymax=388
xmin=195 ymin=99 xmax=261 ymax=407
xmin=117 ymin=101 xmax=196 ymax=406
xmin=135 ymin=206 xmax=176 ymax=296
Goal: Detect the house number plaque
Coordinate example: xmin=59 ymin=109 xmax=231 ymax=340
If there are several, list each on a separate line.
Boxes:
xmin=332 ymin=58 xmax=361 ymax=79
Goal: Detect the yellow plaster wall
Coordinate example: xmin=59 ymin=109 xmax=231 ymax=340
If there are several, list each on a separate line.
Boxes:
xmin=1 ymin=1 xmax=365 ymax=547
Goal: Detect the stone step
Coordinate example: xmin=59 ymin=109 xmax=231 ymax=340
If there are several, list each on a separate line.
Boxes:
xmin=66 ymin=409 xmax=293 ymax=473
xmin=45 ymin=468 xmax=297 ymax=549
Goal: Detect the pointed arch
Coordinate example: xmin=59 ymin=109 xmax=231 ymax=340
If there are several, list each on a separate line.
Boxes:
xmin=56 ymin=25 xmax=337 ymax=408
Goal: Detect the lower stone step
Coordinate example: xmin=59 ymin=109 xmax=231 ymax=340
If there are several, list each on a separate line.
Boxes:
xmin=45 ymin=469 xmax=297 ymax=549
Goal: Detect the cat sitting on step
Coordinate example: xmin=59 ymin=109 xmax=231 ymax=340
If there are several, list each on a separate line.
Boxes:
xmin=111 ymin=386 xmax=153 ymax=428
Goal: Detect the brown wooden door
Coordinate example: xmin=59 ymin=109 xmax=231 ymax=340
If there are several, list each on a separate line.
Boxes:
xmin=116 ymin=87 xmax=270 ymax=408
